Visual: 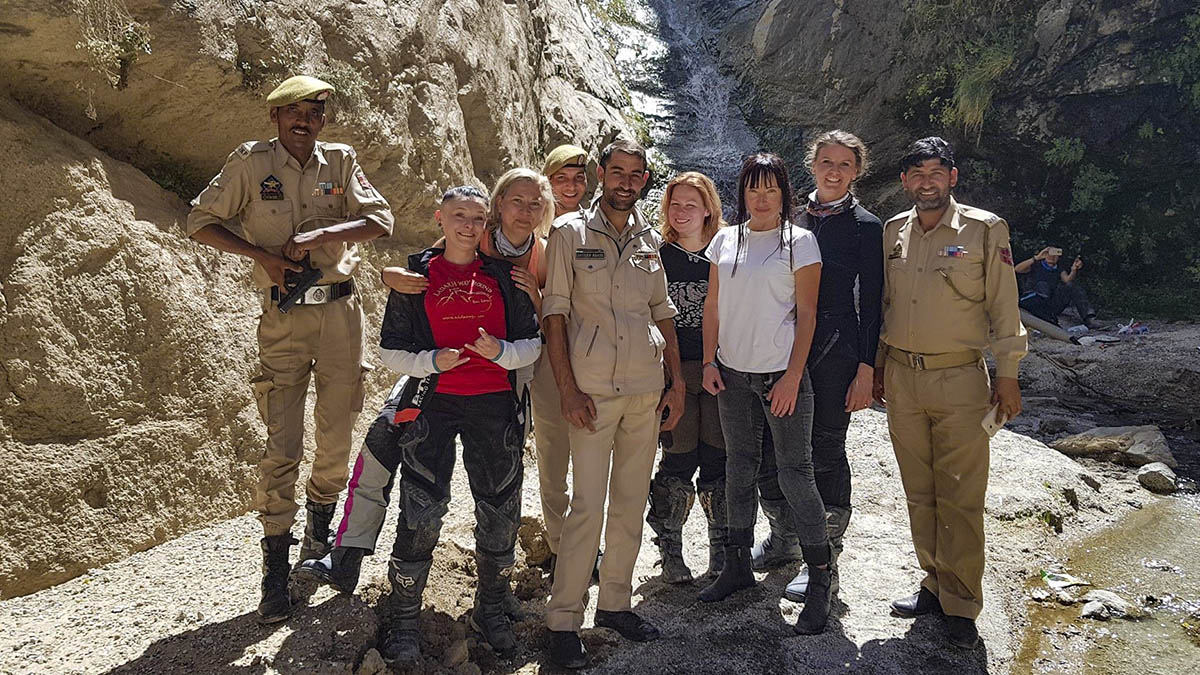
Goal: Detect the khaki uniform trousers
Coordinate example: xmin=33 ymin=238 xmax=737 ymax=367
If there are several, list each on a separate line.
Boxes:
xmin=252 ymin=294 xmax=368 ymax=536
xmin=885 ymin=356 xmax=990 ymax=619
xmin=545 ymin=390 xmax=660 ymax=632
xmin=530 ymin=349 xmax=571 ymax=553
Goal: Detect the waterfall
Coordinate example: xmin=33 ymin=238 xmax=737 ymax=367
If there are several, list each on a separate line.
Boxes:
xmin=598 ymin=0 xmax=762 ymax=219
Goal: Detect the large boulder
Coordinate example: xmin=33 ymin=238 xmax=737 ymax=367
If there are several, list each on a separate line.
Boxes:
xmin=1136 ymin=462 xmax=1179 ymax=494
xmin=0 ymin=0 xmax=633 ymax=247
xmin=0 ymin=96 xmax=261 ymax=599
xmin=1051 ymin=425 xmax=1178 ymax=468
xmin=0 ymin=0 xmax=634 ymax=598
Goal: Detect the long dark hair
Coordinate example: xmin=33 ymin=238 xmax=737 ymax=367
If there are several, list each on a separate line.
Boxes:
xmin=732 ymin=152 xmax=794 ymax=276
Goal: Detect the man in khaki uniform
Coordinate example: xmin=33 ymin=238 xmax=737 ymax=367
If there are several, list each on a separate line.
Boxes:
xmin=541 ymin=139 xmax=685 ymax=668
xmin=873 ymin=137 xmax=1026 ymax=649
xmin=185 ymin=75 xmax=394 ymax=623
xmin=530 ymin=144 xmax=590 ymax=567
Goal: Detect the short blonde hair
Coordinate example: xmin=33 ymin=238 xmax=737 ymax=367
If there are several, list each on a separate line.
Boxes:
xmin=489 ymin=168 xmax=555 ymax=238
xmin=659 ymin=171 xmax=725 ymax=244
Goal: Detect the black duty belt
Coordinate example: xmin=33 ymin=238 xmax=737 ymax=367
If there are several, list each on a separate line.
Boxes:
xmin=269 ymin=280 xmax=355 ymax=306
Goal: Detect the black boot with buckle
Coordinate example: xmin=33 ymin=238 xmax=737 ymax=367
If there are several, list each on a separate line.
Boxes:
xmin=469 ymin=553 xmax=519 ymax=658
xmin=647 ymin=475 xmax=695 ymax=584
xmin=380 ymin=558 xmax=431 ymax=667
xmin=297 ymin=499 xmax=336 ymax=564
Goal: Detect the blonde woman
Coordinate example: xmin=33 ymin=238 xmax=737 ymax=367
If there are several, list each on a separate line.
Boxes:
xmin=645 ymin=172 xmax=728 ymax=584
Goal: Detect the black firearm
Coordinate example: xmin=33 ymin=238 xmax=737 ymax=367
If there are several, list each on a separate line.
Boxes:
xmin=278 ymin=255 xmax=323 ymax=313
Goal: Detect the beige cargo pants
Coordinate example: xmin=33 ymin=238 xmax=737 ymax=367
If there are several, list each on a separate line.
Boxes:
xmin=885 ymin=356 xmax=991 ymax=620
xmin=545 ymin=390 xmax=660 ymax=632
xmin=530 ymin=350 xmax=571 ymax=554
xmin=252 ymin=294 xmax=369 ymax=536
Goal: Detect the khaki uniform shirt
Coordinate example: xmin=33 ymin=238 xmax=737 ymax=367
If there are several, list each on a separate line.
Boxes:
xmin=186 ymin=139 xmax=394 ymax=289
xmin=878 ymin=197 xmax=1027 ymax=378
xmin=542 ymin=206 xmax=677 ymax=397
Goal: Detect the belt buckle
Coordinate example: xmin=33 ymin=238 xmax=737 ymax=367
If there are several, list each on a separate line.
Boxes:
xmin=910 ymin=353 xmax=925 ymax=370
xmin=302 ymin=285 xmax=329 ymax=305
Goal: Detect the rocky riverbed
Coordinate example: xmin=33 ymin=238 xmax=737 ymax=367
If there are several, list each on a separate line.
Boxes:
xmin=3 ymin=403 xmax=1181 ymax=675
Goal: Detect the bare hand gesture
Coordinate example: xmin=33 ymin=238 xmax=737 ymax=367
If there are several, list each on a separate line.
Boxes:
xmin=1034 ymin=247 xmax=1050 ymax=261
xmin=992 ymin=376 xmax=1022 ymax=421
xmin=1072 ymin=257 xmax=1083 ymax=272
xmin=260 ymin=253 xmax=303 ymax=288
xmin=434 ymin=348 xmax=469 ymax=372
xmin=282 ymin=230 xmax=323 ymax=261
xmin=701 ymin=363 xmax=725 ymax=395
xmin=766 ymin=370 xmax=802 ymax=417
xmin=560 ymin=387 xmax=597 ymax=432
xmin=381 ymin=266 xmax=430 ymax=294
xmin=511 ymin=267 xmax=542 ymax=312
xmin=657 ymin=384 xmax=685 ymax=432
xmin=872 ymin=364 xmax=886 ymax=407
xmin=464 ymin=327 xmax=502 ymax=361
xmin=844 ymin=365 xmax=874 ymax=413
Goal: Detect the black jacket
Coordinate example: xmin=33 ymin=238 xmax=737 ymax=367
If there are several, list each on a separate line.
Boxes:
xmin=379 ymin=247 xmax=541 ymax=408
xmin=804 ymin=202 xmax=884 ymax=366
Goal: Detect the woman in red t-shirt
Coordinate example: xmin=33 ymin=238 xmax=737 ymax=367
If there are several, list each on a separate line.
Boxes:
xmin=310 ymin=186 xmax=542 ymax=667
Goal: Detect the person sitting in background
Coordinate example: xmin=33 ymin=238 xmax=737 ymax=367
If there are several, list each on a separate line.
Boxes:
xmin=1015 ymin=247 xmax=1107 ymax=329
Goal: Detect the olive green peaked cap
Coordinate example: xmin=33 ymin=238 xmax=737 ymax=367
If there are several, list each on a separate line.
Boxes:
xmin=542 ymin=144 xmax=588 ymax=177
xmin=266 ymin=75 xmax=334 ymax=108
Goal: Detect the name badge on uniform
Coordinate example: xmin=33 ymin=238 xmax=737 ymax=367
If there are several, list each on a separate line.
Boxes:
xmin=575 ymin=248 xmax=605 ymax=260
xmin=939 ymin=245 xmax=968 ymax=258
xmin=260 ymin=175 xmax=284 ymax=200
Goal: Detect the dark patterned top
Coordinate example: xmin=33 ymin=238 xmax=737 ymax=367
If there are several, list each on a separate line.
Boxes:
xmin=662 ymin=241 xmax=710 ymax=362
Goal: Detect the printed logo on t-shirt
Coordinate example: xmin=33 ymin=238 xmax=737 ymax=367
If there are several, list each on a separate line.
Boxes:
xmin=434 ymin=278 xmax=495 ymax=318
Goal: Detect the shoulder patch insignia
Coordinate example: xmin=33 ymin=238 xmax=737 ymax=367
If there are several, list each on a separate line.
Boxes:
xmin=888 ymin=241 xmax=904 ymax=260
xmin=260 ymin=174 xmax=284 ymax=200
xmin=355 ymin=170 xmax=374 ymax=193
xmin=999 ymin=247 xmax=1014 ymax=266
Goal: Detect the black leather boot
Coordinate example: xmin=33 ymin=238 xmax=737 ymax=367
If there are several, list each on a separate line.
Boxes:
xmin=785 ymin=506 xmax=849 ymax=602
xmin=647 ymin=475 xmax=694 ymax=584
xmin=297 ymin=500 xmax=336 ymax=563
xmin=698 ymin=483 xmax=727 ymax=577
xmin=794 ymin=564 xmax=832 ymax=635
xmin=296 ymin=546 xmax=366 ymax=594
xmin=470 ymin=553 xmax=519 ymax=658
xmin=750 ymin=497 xmax=801 ymax=570
xmin=257 ymin=535 xmax=296 ymax=624
xmin=380 ymin=558 xmax=431 ymax=667
xmin=698 ymin=528 xmax=755 ymax=602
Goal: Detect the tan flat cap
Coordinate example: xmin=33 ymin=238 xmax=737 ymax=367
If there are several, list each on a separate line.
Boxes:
xmin=266 ymin=75 xmax=335 ymax=108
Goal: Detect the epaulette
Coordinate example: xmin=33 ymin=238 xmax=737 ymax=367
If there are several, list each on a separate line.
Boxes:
xmin=232 ymin=140 xmax=272 ymax=160
xmin=551 ymin=210 xmax=585 ymax=230
xmin=957 ymin=203 xmax=1003 ymax=227
xmin=318 ymin=141 xmax=357 ymax=159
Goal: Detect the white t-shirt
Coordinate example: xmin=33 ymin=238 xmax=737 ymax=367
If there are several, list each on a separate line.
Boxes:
xmin=705 ymin=222 xmax=822 ymax=373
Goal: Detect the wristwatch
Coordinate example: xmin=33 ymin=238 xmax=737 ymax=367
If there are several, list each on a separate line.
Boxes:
xmin=703 ymin=361 xmax=719 ymax=370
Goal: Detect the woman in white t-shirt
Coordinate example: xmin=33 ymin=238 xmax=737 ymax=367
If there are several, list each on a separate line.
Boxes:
xmin=698 ymin=153 xmax=834 ymax=634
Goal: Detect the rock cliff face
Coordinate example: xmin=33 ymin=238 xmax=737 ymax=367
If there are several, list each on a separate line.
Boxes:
xmin=0 ymin=0 xmax=633 ymax=597
xmin=694 ymin=0 xmax=1200 ymax=310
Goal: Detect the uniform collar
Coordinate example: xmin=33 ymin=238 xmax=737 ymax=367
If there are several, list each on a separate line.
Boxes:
xmin=587 ymin=201 xmax=650 ymax=240
xmin=271 ymin=138 xmax=327 ymax=171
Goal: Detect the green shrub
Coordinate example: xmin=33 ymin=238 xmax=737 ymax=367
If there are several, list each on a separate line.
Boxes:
xmin=1043 ymin=137 xmax=1085 ymax=167
xmin=1068 ymin=164 xmax=1118 ymax=213
xmin=946 ymin=45 xmax=1014 ymax=139
xmin=73 ymin=0 xmax=152 ymax=89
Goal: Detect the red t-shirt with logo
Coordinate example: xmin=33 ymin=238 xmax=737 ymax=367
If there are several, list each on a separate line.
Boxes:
xmin=425 ymin=255 xmax=510 ymax=395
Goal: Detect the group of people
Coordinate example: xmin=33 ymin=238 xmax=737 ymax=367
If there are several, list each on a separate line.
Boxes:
xmin=185 ymin=75 xmax=1028 ymax=669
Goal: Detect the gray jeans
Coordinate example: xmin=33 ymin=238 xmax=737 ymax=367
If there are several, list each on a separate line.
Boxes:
xmin=717 ymin=364 xmax=830 ymax=566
